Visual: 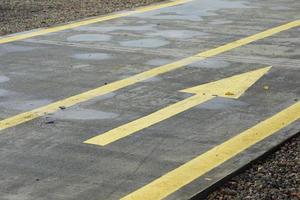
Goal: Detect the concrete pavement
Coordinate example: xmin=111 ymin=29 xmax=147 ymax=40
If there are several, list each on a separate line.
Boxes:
xmin=0 ymin=0 xmax=299 ymax=199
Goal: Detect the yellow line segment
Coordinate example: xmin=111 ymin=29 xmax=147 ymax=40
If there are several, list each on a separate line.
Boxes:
xmin=121 ymin=102 xmax=300 ymax=200
xmin=195 ymin=20 xmax=300 ymax=58
xmin=0 ymin=20 xmax=299 ymax=132
xmin=85 ymin=95 xmax=215 ymax=146
xmin=84 ymin=66 xmax=271 ymax=146
xmin=0 ymin=0 xmax=190 ymax=45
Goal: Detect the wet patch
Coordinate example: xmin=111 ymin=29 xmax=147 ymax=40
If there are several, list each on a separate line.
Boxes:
xmin=210 ymin=20 xmax=232 ymax=25
xmin=120 ymin=38 xmax=169 ymax=48
xmin=67 ymin=34 xmax=112 ymax=42
xmin=71 ymin=53 xmax=111 ymax=60
xmin=196 ymin=97 xmax=248 ymax=110
xmin=81 ymin=92 xmax=116 ymax=106
xmin=145 ymin=58 xmax=173 ymax=66
xmin=52 ymin=107 xmax=119 ymax=120
xmin=71 ymin=64 xmax=91 ymax=69
xmin=137 ymin=0 xmax=248 ymax=21
xmin=0 ymin=44 xmax=38 ymax=56
xmin=0 ymin=89 xmax=14 ymax=97
xmin=0 ymin=75 xmax=10 ymax=83
xmin=141 ymin=77 xmax=161 ymax=82
xmin=0 ymin=99 xmax=52 ymax=110
xmin=147 ymin=30 xmax=206 ymax=39
xmin=271 ymin=5 xmax=291 ymax=11
xmin=74 ymin=24 xmax=156 ymax=33
xmin=188 ymin=59 xmax=230 ymax=69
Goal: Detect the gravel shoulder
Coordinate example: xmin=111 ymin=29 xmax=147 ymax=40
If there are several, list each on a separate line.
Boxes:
xmin=0 ymin=0 xmax=162 ymax=35
xmin=207 ymin=134 xmax=300 ymax=200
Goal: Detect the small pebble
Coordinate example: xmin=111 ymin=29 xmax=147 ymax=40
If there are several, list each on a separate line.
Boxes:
xmin=263 ymin=85 xmax=269 ymax=90
xmin=45 ymin=121 xmax=55 ymax=124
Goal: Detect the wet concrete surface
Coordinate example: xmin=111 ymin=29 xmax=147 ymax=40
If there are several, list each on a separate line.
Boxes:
xmin=0 ymin=0 xmax=299 ymax=199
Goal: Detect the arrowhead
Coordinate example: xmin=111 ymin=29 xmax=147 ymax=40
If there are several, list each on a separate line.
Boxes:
xmin=181 ymin=66 xmax=271 ymax=99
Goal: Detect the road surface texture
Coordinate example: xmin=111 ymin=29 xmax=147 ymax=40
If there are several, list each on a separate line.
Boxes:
xmin=0 ymin=0 xmax=299 ymax=199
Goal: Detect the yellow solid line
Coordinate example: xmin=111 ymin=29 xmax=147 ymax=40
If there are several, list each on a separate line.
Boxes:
xmin=0 ymin=0 xmax=190 ymax=44
xmin=0 ymin=57 xmax=200 ymax=131
xmin=84 ymin=66 xmax=271 ymax=146
xmin=0 ymin=20 xmax=299 ymax=132
xmin=121 ymin=102 xmax=300 ymax=200
xmin=196 ymin=19 xmax=300 ymax=57
xmin=84 ymin=95 xmax=214 ymax=145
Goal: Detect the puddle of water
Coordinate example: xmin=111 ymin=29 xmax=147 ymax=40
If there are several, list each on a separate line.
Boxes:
xmin=136 ymin=0 xmax=248 ymax=21
xmin=0 ymin=75 xmax=10 ymax=83
xmin=52 ymin=107 xmax=119 ymax=120
xmin=188 ymin=59 xmax=230 ymax=69
xmin=145 ymin=58 xmax=173 ymax=66
xmin=141 ymin=77 xmax=161 ymax=82
xmin=0 ymin=44 xmax=38 ymax=56
xmin=120 ymin=38 xmax=169 ymax=48
xmin=0 ymin=89 xmax=13 ymax=97
xmin=82 ymin=92 xmax=116 ymax=106
xmin=0 ymin=99 xmax=52 ymax=110
xmin=210 ymin=20 xmax=232 ymax=25
xmin=71 ymin=53 xmax=111 ymax=60
xmin=147 ymin=30 xmax=206 ymax=39
xmin=271 ymin=5 xmax=291 ymax=11
xmin=74 ymin=24 xmax=157 ymax=33
xmin=72 ymin=64 xmax=91 ymax=69
xmin=67 ymin=34 xmax=112 ymax=42
xmin=196 ymin=97 xmax=248 ymax=110
xmin=137 ymin=20 xmax=147 ymax=24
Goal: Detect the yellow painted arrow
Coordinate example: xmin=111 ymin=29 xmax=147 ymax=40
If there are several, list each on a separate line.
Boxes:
xmin=84 ymin=66 xmax=271 ymax=146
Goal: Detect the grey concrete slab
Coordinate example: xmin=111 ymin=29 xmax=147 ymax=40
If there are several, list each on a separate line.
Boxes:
xmin=0 ymin=0 xmax=299 ymax=199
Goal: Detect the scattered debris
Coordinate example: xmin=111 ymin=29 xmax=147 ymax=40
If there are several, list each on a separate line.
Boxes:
xmin=45 ymin=120 xmax=55 ymax=124
xmin=59 ymin=106 xmax=66 ymax=110
xmin=263 ymin=85 xmax=269 ymax=90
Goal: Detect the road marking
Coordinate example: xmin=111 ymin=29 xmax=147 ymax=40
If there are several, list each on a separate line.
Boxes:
xmin=0 ymin=20 xmax=299 ymax=132
xmin=196 ymin=20 xmax=300 ymax=58
xmin=121 ymin=101 xmax=300 ymax=200
xmin=84 ymin=66 xmax=271 ymax=146
xmin=0 ymin=0 xmax=190 ymax=45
